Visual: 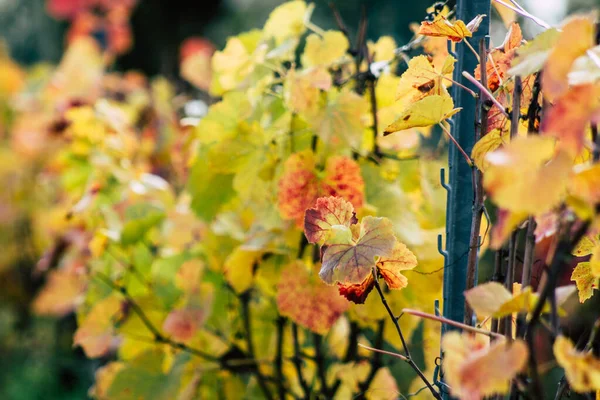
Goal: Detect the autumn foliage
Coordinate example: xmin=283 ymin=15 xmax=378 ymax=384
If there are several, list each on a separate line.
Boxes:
xmin=2 ymin=0 xmax=600 ymax=399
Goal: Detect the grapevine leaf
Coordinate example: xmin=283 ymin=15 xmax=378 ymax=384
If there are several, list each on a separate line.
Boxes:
xmin=418 ymin=15 xmax=473 ymax=43
xmin=541 ymin=84 xmax=600 ymax=157
xmin=384 ymin=94 xmax=461 ymax=134
xmin=319 ymin=216 xmax=396 ymax=285
xmin=571 ymin=262 xmax=599 ymax=303
xmin=542 ymin=15 xmax=595 ymax=100
xmin=376 ymin=240 xmax=417 ymax=290
xmin=277 ymin=150 xmax=319 ymax=226
xmin=394 ymin=54 xmax=454 ymax=108
xmin=74 ymin=295 xmax=123 ymax=358
xmin=554 ymin=335 xmax=600 ymax=392
xmin=509 ymin=28 xmax=560 ymax=77
xmin=304 ymin=196 xmax=358 ymax=246
xmin=302 ymin=30 xmax=349 ymax=67
xmin=471 ymin=129 xmax=509 ymax=173
xmin=276 ymin=261 xmax=348 ymax=335
xmin=263 ymin=0 xmax=310 ymax=45
xmin=483 ymin=136 xmax=572 ymax=215
xmin=475 ymin=22 xmax=522 ymax=91
xmin=442 ymin=332 xmax=528 ymax=399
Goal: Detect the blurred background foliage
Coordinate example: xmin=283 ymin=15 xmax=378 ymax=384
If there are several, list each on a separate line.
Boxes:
xmin=1 ymin=0 xmax=599 ymax=399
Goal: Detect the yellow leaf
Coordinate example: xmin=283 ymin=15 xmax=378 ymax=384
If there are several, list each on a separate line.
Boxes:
xmin=395 ymin=54 xmax=454 ymax=108
xmin=224 ymin=247 xmax=261 ymax=294
xmin=509 ymin=28 xmax=560 ymax=77
xmin=442 ymin=332 xmax=528 ymax=399
xmin=471 ymin=129 xmax=509 ymax=172
xmin=32 ymin=270 xmax=84 ymax=317
xmin=263 ymin=0 xmax=309 ymax=44
xmin=569 ymin=164 xmax=600 ymax=206
xmin=418 ymin=15 xmax=472 ymax=43
xmin=571 ymin=262 xmax=599 ymax=303
xmin=384 ymin=94 xmax=460 ymax=134
xmin=211 ymin=30 xmax=264 ymax=95
xmin=554 ymin=335 xmax=600 ymax=392
xmin=302 ymin=31 xmax=349 ymax=67
xmin=464 ymin=282 xmax=513 ymax=317
xmin=283 ymin=67 xmax=332 ymax=115
xmin=368 ymin=36 xmax=397 ymax=63
xmin=483 ymin=136 xmax=572 ymax=215
xmin=74 ymin=295 xmax=123 ymax=358
xmin=542 ymin=15 xmax=595 ymax=100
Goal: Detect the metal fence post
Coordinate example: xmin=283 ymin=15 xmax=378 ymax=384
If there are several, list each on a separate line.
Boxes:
xmin=439 ymin=1 xmax=491 ymax=396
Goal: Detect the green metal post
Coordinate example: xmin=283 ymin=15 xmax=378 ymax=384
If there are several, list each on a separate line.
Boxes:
xmin=440 ymin=1 xmax=491 ymax=333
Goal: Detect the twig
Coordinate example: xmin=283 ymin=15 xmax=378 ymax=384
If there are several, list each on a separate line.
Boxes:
xmin=465 ymin=38 xmax=490 ymax=325
xmin=592 ymin=124 xmax=600 ymax=162
xmin=525 ymin=220 xmax=590 ymax=399
xmin=240 ymin=292 xmax=274 ymax=400
xmin=292 ymin=323 xmax=311 ymax=398
xmin=462 ymin=72 xmax=510 ymax=118
xmin=93 ymin=272 xmax=220 ymax=362
xmin=368 ymin=77 xmax=381 ymax=157
xmin=439 ymin=123 xmax=474 ymax=166
xmin=275 ymin=317 xmax=287 ymax=399
xmin=510 ymin=76 xmax=522 ymax=139
xmin=403 ymin=308 xmax=505 ymax=340
xmin=313 ymin=333 xmax=330 ymax=396
xmin=371 ymin=269 xmax=442 ymax=400
xmin=358 ymin=343 xmax=408 ymax=362
xmin=492 ymin=0 xmax=552 ymax=30
xmin=358 ymin=320 xmax=385 ymax=394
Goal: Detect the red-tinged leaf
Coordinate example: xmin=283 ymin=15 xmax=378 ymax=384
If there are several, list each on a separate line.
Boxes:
xmin=541 ymin=84 xmax=600 ymax=156
xmin=337 ymin=274 xmax=375 ymax=304
xmin=276 ymin=261 xmax=348 ymax=335
xmin=304 ymin=196 xmax=358 ymax=246
xmin=376 ymin=241 xmax=417 ymax=290
xmin=475 ymin=22 xmax=522 ymax=91
xmin=163 ymin=309 xmax=204 ymax=342
xmin=320 ymin=216 xmax=396 ymax=285
xmin=320 ymin=156 xmax=365 ymax=211
xmin=277 ymin=151 xmax=319 ymax=226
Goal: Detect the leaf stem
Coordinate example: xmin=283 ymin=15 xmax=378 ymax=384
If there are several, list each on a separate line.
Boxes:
xmin=439 ymin=122 xmax=473 ymax=166
xmin=371 ymin=268 xmax=442 ymax=400
xmin=358 ymin=343 xmax=408 ymax=362
xmin=402 ymin=308 xmax=505 ymax=339
xmin=462 ymin=71 xmax=510 ymax=118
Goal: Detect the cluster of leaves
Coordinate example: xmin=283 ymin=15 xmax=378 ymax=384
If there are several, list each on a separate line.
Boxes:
xmin=4 ymin=0 xmax=600 ymax=398
xmin=1 ymin=1 xmax=454 ymax=399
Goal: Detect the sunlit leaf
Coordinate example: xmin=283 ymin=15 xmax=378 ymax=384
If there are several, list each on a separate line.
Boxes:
xmin=542 ymin=15 xmax=595 ymax=100
xmin=442 ymin=332 xmax=528 ymax=399
xmin=554 ymin=335 xmax=600 ymax=392
xmin=74 ymin=294 xmax=123 ymax=358
xmin=483 ymin=136 xmax=572 ymax=215
xmin=418 ymin=15 xmax=473 ymax=43
xmin=320 ymin=216 xmax=396 ymax=285
xmin=384 ymin=94 xmax=460 ymax=134
xmin=571 ymin=262 xmax=598 ymax=303
xmin=302 ymin=31 xmax=349 ymax=67
xmin=304 ymin=196 xmax=358 ymax=246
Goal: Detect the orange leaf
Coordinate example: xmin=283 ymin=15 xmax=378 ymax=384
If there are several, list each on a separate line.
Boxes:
xmin=162 ymin=309 xmax=204 ymax=342
xmin=320 ymin=156 xmax=365 ymax=211
xmin=376 ymin=241 xmax=417 ymax=290
xmin=475 ymin=22 xmax=522 ymax=91
xmin=418 ymin=15 xmax=473 ymax=43
xmin=277 ymin=261 xmax=348 ymax=335
xmin=542 ymin=15 xmax=595 ymax=100
xmin=541 ymin=84 xmax=600 ymax=156
xmin=337 ymin=274 xmax=375 ymax=304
